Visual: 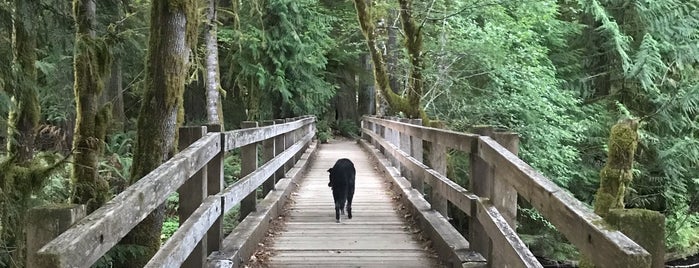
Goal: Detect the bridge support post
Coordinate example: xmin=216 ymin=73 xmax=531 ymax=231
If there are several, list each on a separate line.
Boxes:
xmin=274 ymin=119 xmax=285 ymax=184
xmin=26 ymin=204 xmax=85 ymax=268
xmin=206 ymin=124 xmax=224 ymax=253
xmin=284 ymin=118 xmax=294 ymax=175
xmin=427 ymin=120 xmax=448 ymax=218
xmin=261 ymin=120 xmax=276 ymax=196
xmin=178 ymin=126 xmax=208 ymax=268
xmin=470 ymin=126 xmax=519 ymax=266
xmin=240 ymin=121 xmax=259 ymax=220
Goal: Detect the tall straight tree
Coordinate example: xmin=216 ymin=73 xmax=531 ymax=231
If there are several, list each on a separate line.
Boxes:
xmin=119 ymin=0 xmax=198 ymax=266
xmin=71 ymin=0 xmax=112 ymax=213
xmin=204 ymin=0 xmax=223 ymax=127
xmin=0 ymin=1 xmax=42 ymax=265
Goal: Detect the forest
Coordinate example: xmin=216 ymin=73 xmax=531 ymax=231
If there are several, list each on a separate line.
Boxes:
xmin=0 ymin=0 xmax=698 ymax=267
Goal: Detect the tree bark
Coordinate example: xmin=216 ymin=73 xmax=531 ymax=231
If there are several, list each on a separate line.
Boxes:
xmin=357 ymin=53 xmax=375 ymax=116
xmin=352 ymin=0 xmax=424 ymax=119
xmin=119 ymin=0 xmax=198 ymax=266
xmin=204 ymin=0 xmax=224 ymax=128
xmin=71 ymin=0 xmax=112 ymax=214
xmin=398 ymin=0 xmax=423 ymax=118
xmin=386 ymin=8 xmax=401 ymax=94
xmin=2 ymin=1 xmax=41 ymax=265
xmin=104 ymin=59 xmax=125 ymax=131
xmin=8 ymin=0 xmax=40 ymax=162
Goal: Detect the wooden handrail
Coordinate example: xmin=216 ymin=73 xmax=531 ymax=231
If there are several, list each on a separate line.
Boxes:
xmin=34 ymin=116 xmax=316 ymax=268
xmin=362 ymin=116 xmax=652 ymax=268
xmin=362 ymin=125 xmax=540 ymax=268
xmin=35 ymin=132 xmax=221 ymax=267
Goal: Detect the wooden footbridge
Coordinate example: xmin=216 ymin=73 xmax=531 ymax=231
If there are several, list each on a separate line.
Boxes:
xmin=28 ymin=116 xmax=654 ymax=268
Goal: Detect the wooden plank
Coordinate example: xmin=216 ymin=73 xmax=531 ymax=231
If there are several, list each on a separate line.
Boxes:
xmin=470 ymin=126 xmax=494 ymax=260
xmin=145 ymin=196 xmax=222 ymax=268
xmin=265 ymin=141 xmax=445 ymax=267
xmin=359 ymin=139 xmax=486 ymax=268
xmin=208 ymin=140 xmax=318 ymax=268
xmin=363 ymin=128 xmax=478 ymax=216
xmin=178 ymin=126 xmax=208 ymax=268
xmin=240 ymin=121 xmax=259 ymax=220
xmin=205 ymin=124 xmax=224 ymax=253
xmin=220 ymin=132 xmax=314 ymax=212
xmin=223 ymin=117 xmax=314 ymax=152
xmin=261 ymin=120 xmax=276 ymax=195
xmin=426 ymin=120 xmax=447 ymax=217
xmin=36 ymin=133 xmax=221 ymax=267
xmin=475 ymin=200 xmax=541 ymax=268
xmin=362 ymin=116 xmax=478 ymax=152
xmin=477 ymin=136 xmax=651 ymax=267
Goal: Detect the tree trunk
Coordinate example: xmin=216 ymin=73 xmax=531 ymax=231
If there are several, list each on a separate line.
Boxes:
xmin=398 ymin=0 xmax=423 ymax=119
xmin=357 ymin=53 xmax=375 ymax=116
xmin=119 ymin=0 xmax=198 ymax=266
xmin=104 ymin=59 xmax=125 ymax=131
xmin=386 ymin=8 xmax=401 ymax=94
xmin=1 ymin=1 xmax=41 ymax=265
xmin=352 ymin=0 xmax=422 ymax=119
xmin=204 ymin=0 xmax=223 ymax=128
xmin=8 ymin=0 xmax=40 ymax=162
xmin=334 ymin=67 xmax=358 ymax=123
xmin=71 ymin=0 xmax=112 ymax=214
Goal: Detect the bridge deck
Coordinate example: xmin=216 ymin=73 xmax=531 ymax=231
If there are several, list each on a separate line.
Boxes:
xmin=263 ymin=140 xmax=442 ymax=267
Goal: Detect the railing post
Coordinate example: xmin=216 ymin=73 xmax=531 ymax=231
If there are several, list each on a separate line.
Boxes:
xmin=261 ymin=120 xmax=276 ymax=195
xmin=206 ymin=124 xmax=224 ymax=254
xmin=178 ymin=126 xmax=208 ymax=268
xmin=27 ymin=204 xmax=85 ymax=268
xmin=492 ymin=131 xmax=519 ymax=227
xmin=469 ymin=126 xmax=519 ymax=266
xmin=274 ymin=119 xmax=285 ymax=181
xmin=284 ymin=118 xmax=294 ymax=173
xmin=427 ymin=120 xmax=448 ymax=218
xmin=240 ymin=121 xmax=259 ymax=220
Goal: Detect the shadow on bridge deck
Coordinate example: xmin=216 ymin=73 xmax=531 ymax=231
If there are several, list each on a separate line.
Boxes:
xmin=259 ymin=139 xmax=443 ymax=268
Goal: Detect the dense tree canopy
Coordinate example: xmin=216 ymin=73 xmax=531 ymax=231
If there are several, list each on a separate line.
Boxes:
xmin=0 ymin=0 xmax=698 ymax=266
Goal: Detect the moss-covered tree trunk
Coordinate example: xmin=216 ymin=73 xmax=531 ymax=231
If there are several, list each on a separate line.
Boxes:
xmin=397 ymin=0 xmax=425 ymax=120
xmin=204 ymin=0 xmax=224 ymax=127
xmin=118 ymin=0 xmax=198 ymax=266
xmin=71 ymin=0 xmax=112 ymax=214
xmin=581 ymin=118 xmax=641 ymax=268
xmin=0 ymin=0 xmax=41 ymax=266
xmin=7 ymin=0 xmax=40 ymax=162
xmin=593 ymin=118 xmax=639 ymax=217
xmin=352 ymin=0 xmax=425 ymax=120
xmin=357 ymin=53 xmax=376 ymax=116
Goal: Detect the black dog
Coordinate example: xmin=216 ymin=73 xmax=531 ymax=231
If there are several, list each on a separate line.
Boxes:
xmin=327 ymin=158 xmax=356 ymax=223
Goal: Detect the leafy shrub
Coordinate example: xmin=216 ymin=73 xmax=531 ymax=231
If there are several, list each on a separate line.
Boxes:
xmin=334 ymin=120 xmax=360 ymax=138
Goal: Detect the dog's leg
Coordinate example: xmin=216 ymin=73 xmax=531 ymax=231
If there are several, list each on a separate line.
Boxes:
xmin=335 ymin=202 xmax=341 ymax=223
xmin=347 ymin=184 xmax=355 ymax=219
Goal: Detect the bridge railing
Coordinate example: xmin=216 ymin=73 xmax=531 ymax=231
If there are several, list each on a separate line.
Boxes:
xmin=30 ymin=116 xmax=316 ymax=268
xmin=361 ymin=116 xmax=651 ymax=268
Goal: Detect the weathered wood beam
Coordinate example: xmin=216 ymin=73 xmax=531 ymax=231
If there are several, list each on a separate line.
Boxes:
xmin=222 ymin=117 xmax=314 ymax=152
xmin=363 ymin=128 xmax=478 ymax=216
xmin=477 ymin=137 xmax=651 ymax=268
xmin=363 ymin=116 xmax=478 ymax=152
xmin=145 ymin=196 xmax=222 ymax=268
xmin=36 ymin=133 xmax=221 ymax=267
xmin=475 ymin=200 xmax=541 ymax=268
xmin=219 ymin=131 xmax=314 ymax=212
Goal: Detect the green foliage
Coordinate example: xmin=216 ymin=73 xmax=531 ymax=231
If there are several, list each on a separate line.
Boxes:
xmin=92 ymin=244 xmax=149 ymax=268
xmin=223 ymin=152 xmax=241 ymax=186
xmin=316 ymin=120 xmax=332 ymax=143
xmin=333 ymin=119 xmax=360 ymax=138
xmin=160 ymin=216 xmax=179 ymax=243
xmin=222 ymin=0 xmax=336 ymax=119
